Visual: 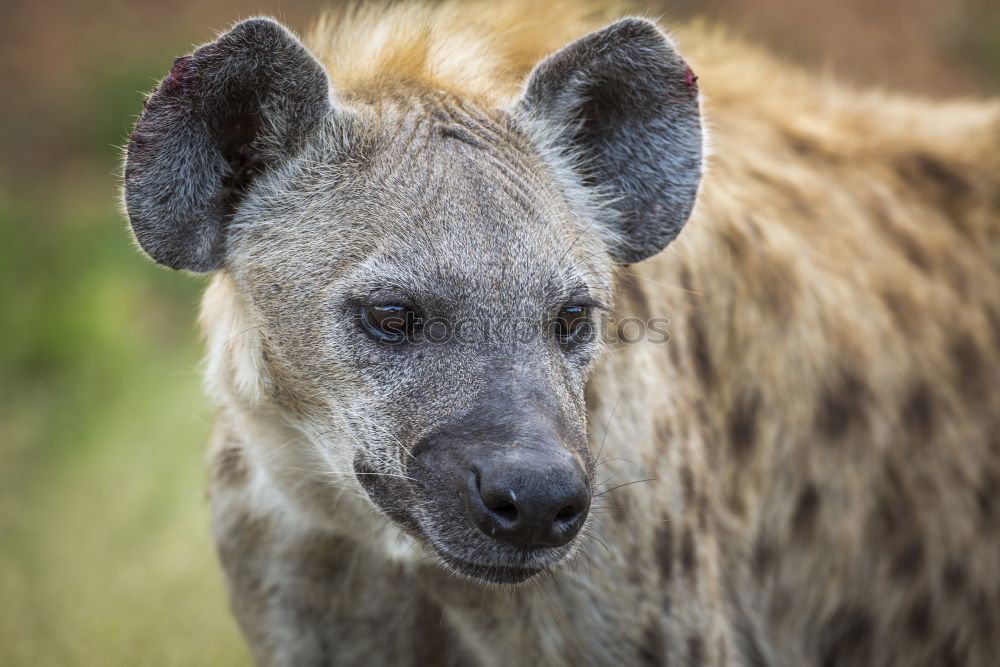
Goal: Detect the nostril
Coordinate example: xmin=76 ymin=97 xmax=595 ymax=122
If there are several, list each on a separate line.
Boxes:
xmin=489 ymin=501 xmax=518 ymax=523
xmin=554 ymin=504 xmax=580 ymax=525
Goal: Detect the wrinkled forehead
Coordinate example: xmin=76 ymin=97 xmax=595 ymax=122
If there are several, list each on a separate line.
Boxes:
xmin=343 ymin=99 xmax=608 ymax=299
xmin=365 ymin=102 xmax=578 ymax=255
xmin=234 ymin=96 xmax=611 ymax=305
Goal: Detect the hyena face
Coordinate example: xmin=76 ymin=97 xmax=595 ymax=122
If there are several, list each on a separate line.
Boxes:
xmin=227 ymin=105 xmax=615 ymax=582
xmin=124 ymin=18 xmax=702 ymax=583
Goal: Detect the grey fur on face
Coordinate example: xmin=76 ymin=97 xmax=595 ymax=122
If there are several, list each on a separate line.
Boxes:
xmin=123 ymin=15 xmax=703 ymax=580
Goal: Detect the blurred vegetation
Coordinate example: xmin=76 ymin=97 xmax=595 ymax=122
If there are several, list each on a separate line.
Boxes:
xmin=1 ymin=0 xmax=998 ymax=665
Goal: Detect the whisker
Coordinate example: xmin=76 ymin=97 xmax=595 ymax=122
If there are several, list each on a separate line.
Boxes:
xmin=594 ymin=394 xmax=623 ymax=468
xmin=595 ymin=477 xmax=657 ymax=498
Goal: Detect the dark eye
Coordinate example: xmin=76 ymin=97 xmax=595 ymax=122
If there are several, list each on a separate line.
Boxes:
xmin=358 ymin=304 xmax=421 ymax=344
xmin=553 ymin=305 xmax=592 ymax=346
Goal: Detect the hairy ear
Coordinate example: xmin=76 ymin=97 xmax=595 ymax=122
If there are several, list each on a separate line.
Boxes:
xmin=123 ymin=18 xmax=331 ymax=271
xmin=517 ymin=18 xmax=703 ymax=264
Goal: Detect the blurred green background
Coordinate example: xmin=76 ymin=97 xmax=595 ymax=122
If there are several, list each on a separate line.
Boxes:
xmin=1 ymin=0 xmax=998 ymax=665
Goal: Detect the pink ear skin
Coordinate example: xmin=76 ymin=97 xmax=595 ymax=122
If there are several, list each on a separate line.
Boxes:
xmin=163 ymin=56 xmax=192 ymax=93
xmin=685 ymin=66 xmax=698 ymax=88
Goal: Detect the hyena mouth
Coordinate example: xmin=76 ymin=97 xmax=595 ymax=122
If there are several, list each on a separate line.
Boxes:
xmin=355 ymin=448 xmax=581 ymax=585
xmin=434 ymin=548 xmax=547 ymax=585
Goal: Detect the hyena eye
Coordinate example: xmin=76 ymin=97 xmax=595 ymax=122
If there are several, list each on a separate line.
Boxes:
xmin=358 ymin=304 xmax=422 ymax=344
xmin=553 ymin=306 xmax=593 ymax=346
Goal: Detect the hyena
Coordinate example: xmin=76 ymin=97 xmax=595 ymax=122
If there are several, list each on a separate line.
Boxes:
xmin=122 ymin=1 xmax=1000 ymax=665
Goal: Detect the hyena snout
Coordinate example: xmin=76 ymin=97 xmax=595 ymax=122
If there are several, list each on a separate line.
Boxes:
xmin=465 ymin=447 xmax=590 ymax=548
xmin=411 ymin=395 xmax=592 ymax=555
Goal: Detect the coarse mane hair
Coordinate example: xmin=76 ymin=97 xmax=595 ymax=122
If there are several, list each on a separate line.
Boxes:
xmin=305 ymin=0 xmax=624 ymax=104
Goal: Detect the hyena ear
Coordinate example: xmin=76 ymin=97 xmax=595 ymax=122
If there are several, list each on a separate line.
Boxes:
xmin=516 ymin=18 xmax=703 ymax=264
xmin=123 ymin=18 xmax=331 ymax=271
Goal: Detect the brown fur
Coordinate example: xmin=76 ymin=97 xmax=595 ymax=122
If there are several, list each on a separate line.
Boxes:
xmin=603 ymin=28 xmax=1000 ymax=663
xmin=306 ymin=0 xmax=621 ymax=105
xmin=186 ymin=1 xmax=1000 ymax=664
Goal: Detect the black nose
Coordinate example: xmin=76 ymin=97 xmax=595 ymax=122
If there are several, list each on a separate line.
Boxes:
xmin=466 ymin=449 xmax=590 ymax=548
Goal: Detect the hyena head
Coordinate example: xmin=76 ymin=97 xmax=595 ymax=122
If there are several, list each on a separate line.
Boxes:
xmin=124 ymin=17 xmax=702 ymax=584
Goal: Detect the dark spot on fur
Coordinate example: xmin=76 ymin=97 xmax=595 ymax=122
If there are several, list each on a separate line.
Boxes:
xmin=880 ymin=288 xmax=917 ymax=330
xmin=656 ymin=521 xmax=674 ymax=581
xmin=697 ymin=493 xmax=710 ymax=531
xmin=901 ymin=381 xmax=936 ymax=440
xmin=907 ymin=154 xmax=969 ymax=197
xmin=668 ymin=334 xmax=683 ymax=368
xmin=753 ymin=540 xmax=774 ymax=578
xmin=695 ymin=404 xmax=717 ymax=449
xmin=785 ymin=189 xmax=814 ymax=219
xmin=897 ymin=152 xmax=971 ymax=223
xmin=785 ymin=132 xmax=819 ymax=156
xmin=681 ymin=525 xmax=697 ymax=578
xmin=815 ymin=367 xmax=870 ymax=441
xmin=818 ymin=606 xmax=873 ymax=667
xmin=942 ymin=253 xmax=970 ymax=294
xmin=942 ymin=561 xmax=967 ymax=595
xmin=217 ymin=513 xmax=270 ymax=592
xmin=214 ymin=445 xmax=250 ymax=487
xmin=656 ymin=419 xmax=673 ymax=446
xmin=680 ymin=465 xmax=695 ymax=507
xmin=792 ymin=483 xmax=820 ymax=537
xmin=905 ymin=594 xmax=932 ymax=640
xmin=725 ymin=488 xmax=746 ymax=518
xmin=728 ymin=390 xmax=761 ymax=459
xmin=890 ymin=540 xmax=924 ymax=580
xmin=746 ymin=248 xmax=800 ymax=320
xmin=719 ymin=225 xmax=746 ymax=261
xmin=881 ymin=219 xmax=933 ymax=271
xmin=638 ymin=622 xmax=666 ymax=667
xmin=872 ymin=495 xmax=910 ymax=539
xmin=870 ymin=465 xmax=917 ymax=539
xmin=295 ymin=533 xmax=354 ymax=583
xmin=687 ymin=635 xmax=704 ymax=667
xmin=950 ymin=332 xmax=985 ymax=398
xmin=626 ymin=543 xmax=646 ymax=589
xmin=688 ymin=312 xmax=715 ymax=389
xmin=976 ymin=470 xmax=997 ymax=522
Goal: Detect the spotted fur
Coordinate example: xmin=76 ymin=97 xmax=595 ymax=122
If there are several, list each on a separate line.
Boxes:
xmin=124 ymin=1 xmax=1000 ymax=665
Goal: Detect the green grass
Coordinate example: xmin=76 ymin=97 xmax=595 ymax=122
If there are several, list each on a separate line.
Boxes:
xmin=0 ymin=188 xmax=250 ymax=666
xmin=0 ymin=59 xmax=249 ymax=667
